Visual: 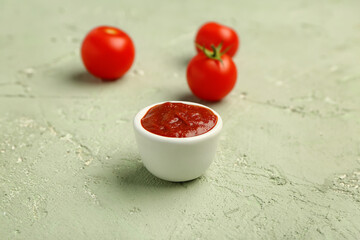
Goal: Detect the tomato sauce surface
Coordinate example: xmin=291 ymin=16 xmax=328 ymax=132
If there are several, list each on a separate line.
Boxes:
xmin=141 ymin=102 xmax=218 ymax=138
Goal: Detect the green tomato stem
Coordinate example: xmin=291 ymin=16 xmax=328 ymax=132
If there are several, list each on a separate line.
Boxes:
xmin=196 ymin=43 xmax=226 ymax=63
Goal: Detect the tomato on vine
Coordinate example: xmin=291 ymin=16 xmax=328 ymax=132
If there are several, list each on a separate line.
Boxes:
xmin=187 ymin=44 xmax=237 ymax=101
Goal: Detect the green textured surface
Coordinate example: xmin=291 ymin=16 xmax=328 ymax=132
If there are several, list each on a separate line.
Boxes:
xmin=1 ymin=0 xmax=360 ymax=239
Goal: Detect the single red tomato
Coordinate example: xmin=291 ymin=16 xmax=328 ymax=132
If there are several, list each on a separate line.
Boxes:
xmin=195 ymin=22 xmax=239 ymax=57
xmin=187 ymin=45 xmax=237 ymax=101
xmin=81 ymin=26 xmax=135 ymax=80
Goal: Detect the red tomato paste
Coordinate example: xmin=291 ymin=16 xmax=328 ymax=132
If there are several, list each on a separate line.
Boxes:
xmin=141 ymin=102 xmax=218 ymax=138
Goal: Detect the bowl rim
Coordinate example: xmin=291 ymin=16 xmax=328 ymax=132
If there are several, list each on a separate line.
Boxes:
xmin=133 ymin=101 xmax=223 ymax=143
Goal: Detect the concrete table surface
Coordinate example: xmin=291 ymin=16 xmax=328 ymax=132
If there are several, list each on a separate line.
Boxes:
xmin=1 ymin=0 xmax=360 ymax=239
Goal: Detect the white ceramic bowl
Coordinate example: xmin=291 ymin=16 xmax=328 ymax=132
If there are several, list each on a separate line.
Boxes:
xmin=133 ymin=101 xmax=222 ymax=182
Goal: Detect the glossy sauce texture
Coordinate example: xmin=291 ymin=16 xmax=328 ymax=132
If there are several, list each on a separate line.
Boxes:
xmin=141 ymin=102 xmax=218 ymax=138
